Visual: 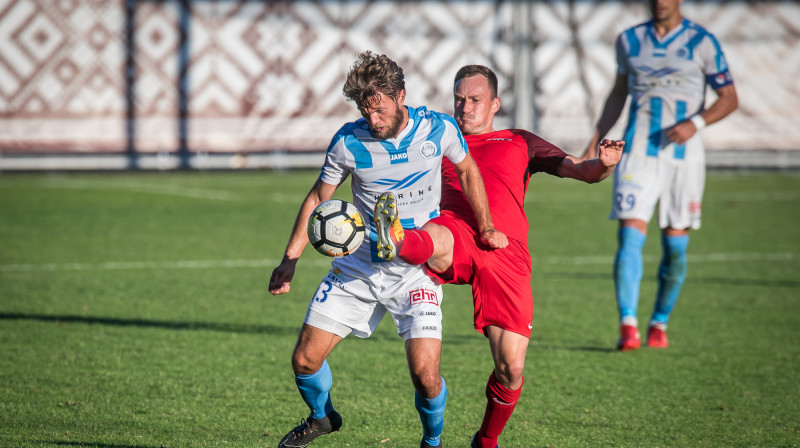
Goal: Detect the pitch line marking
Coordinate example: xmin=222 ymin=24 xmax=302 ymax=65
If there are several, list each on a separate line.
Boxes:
xmin=524 ymin=190 xmax=800 ymax=203
xmin=536 ymin=252 xmax=796 ymax=265
xmin=0 ymin=252 xmax=795 ymax=272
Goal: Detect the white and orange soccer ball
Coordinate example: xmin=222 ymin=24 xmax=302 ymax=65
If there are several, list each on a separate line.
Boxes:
xmin=307 ymin=199 xmax=365 ymax=257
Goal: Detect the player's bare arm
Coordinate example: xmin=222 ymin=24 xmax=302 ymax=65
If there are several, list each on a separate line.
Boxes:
xmin=269 ymin=178 xmax=337 ymax=295
xmin=666 ymin=84 xmax=739 ymax=145
xmin=559 ymin=139 xmax=624 ymax=183
xmin=452 ymin=153 xmax=509 ymax=249
xmin=583 ymin=73 xmax=629 ymax=160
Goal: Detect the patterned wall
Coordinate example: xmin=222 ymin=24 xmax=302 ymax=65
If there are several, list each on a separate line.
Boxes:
xmin=0 ymin=0 xmax=798 ymax=167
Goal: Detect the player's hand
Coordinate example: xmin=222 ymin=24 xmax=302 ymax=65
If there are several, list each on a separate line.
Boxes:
xmin=480 ymin=227 xmax=508 ymax=249
xmin=666 ymin=120 xmax=697 ymax=145
xmin=268 ymin=258 xmax=297 ymax=295
xmin=598 ymin=139 xmax=624 ymax=166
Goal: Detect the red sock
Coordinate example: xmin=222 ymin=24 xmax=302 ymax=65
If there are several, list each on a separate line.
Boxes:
xmin=398 ymin=229 xmax=434 ymax=265
xmin=477 ymin=371 xmax=523 ymax=448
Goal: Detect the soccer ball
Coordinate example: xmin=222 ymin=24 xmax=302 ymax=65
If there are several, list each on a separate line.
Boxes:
xmin=307 ymin=199 xmax=366 ymax=257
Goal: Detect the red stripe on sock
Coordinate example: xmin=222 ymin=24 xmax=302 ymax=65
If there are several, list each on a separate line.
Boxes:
xmin=398 ymin=229 xmax=434 ymax=265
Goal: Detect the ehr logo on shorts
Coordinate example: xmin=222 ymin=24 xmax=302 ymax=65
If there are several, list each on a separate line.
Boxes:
xmin=410 ymin=288 xmax=439 ymax=306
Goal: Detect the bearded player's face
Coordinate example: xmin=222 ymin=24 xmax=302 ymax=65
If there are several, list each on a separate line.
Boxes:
xmin=359 ymin=91 xmax=407 ymax=140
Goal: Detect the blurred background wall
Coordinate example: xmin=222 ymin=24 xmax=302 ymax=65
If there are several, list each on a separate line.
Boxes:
xmin=0 ymin=0 xmax=798 ymax=170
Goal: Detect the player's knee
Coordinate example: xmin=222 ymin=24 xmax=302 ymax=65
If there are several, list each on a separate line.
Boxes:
xmin=422 ymin=223 xmax=453 ymax=260
xmin=291 ymin=350 xmax=323 ymax=375
xmin=410 ymin=369 xmax=441 ymax=397
xmin=495 ymin=360 xmax=525 ymax=387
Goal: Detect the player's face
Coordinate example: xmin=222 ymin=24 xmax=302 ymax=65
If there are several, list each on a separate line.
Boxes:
xmin=649 ymin=0 xmax=683 ymax=23
xmin=358 ymin=91 xmax=408 ymax=140
xmin=454 ymin=75 xmax=499 ymax=136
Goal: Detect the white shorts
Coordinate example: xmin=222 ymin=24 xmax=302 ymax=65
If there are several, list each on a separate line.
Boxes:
xmin=305 ymin=262 xmax=443 ymax=341
xmin=610 ymin=153 xmax=705 ymax=230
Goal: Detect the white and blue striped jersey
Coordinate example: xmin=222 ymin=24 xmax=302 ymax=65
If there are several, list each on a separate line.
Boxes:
xmin=617 ymin=19 xmax=734 ymax=162
xmin=320 ymin=105 xmax=468 ymax=265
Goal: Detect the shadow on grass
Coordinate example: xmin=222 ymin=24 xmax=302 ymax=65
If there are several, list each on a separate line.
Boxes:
xmin=0 ymin=312 xmax=402 ymax=341
xmin=0 ymin=312 xmax=298 ymax=336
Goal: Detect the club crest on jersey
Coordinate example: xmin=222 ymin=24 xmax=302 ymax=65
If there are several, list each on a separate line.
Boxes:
xmin=410 ymin=288 xmax=439 ymax=306
xmin=420 ymin=141 xmax=437 ymax=159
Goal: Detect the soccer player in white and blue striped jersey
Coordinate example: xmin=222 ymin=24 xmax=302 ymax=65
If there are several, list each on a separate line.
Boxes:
xmin=269 ymin=51 xmax=506 ymax=448
xmin=583 ymin=0 xmax=738 ymax=351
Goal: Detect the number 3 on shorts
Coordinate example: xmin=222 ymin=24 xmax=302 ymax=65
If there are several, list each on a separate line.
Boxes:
xmin=615 ymin=193 xmax=636 ymax=212
xmin=315 ymin=281 xmax=333 ymax=303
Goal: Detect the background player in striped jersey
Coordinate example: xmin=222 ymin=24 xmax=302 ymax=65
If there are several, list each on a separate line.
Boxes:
xmin=269 ymin=51 xmax=506 ymax=448
xmin=582 ymin=0 xmax=738 ymax=351
xmin=377 ymin=65 xmax=623 ymax=448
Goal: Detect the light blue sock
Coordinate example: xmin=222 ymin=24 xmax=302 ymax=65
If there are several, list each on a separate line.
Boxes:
xmin=651 ymin=234 xmax=689 ymax=326
xmin=614 ymin=226 xmax=647 ymax=322
xmin=415 ymin=377 xmax=447 ymax=446
xmin=295 ymin=359 xmax=334 ymax=419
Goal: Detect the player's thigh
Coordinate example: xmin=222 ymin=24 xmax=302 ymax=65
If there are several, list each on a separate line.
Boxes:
xmin=404 ymin=337 xmax=442 ymax=382
xmin=610 ymin=154 xmax=661 ymax=222
xmin=658 ymin=161 xmax=705 ymax=230
xmin=306 ymin=276 xmax=386 ymax=339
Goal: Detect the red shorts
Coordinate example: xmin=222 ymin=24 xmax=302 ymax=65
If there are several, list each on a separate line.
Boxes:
xmin=427 ymin=211 xmax=533 ymax=338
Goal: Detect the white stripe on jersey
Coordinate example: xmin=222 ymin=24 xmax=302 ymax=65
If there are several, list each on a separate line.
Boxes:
xmin=616 ymin=19 xmax=734 ymax=162
xmin=321 ymin=105 xmax=468 ymax=264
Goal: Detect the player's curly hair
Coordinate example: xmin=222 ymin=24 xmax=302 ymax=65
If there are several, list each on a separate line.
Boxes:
xmin=454 ymin=65 xmax=498 ymax=99
xmin=343 ymin=51 xmax=405 ymax=108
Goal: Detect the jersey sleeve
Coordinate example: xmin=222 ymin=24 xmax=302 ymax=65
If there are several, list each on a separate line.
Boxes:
xmin=697 ymin=33 xmax=734 ymax=90
xmin=440 ymin=114 xmax=468 ymax=165
xmin=319 ymin=125 xmax=352 ymax=186
xmin=509 ymin=129 xmax=567 ymax=176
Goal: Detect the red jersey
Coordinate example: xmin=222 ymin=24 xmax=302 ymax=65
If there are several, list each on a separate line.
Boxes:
xmin=439 ymin=129 xmax=567 ymax=243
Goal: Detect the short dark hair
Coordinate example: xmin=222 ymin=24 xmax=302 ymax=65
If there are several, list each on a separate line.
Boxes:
xmin=453 ymin=65 xmax=498 ymax=99
xmin=343 ymin=51 xmax=405 ymax=108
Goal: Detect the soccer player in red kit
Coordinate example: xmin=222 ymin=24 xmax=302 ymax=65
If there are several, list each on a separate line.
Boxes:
xmin=374 ymin=65 xmax=624 ymax=447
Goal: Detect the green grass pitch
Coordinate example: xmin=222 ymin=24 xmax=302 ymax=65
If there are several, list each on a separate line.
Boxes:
xmin=1 ymin=169 xmax=798 ymax=447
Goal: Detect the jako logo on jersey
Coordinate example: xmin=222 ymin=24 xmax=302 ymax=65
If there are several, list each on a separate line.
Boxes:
xmin=410 ymin=288 xmax=439 ymax=306
xmin=390 ymin=153 xmax=408 ymax=162
xmin=375 ymin=170 xmax=431 ymax=190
